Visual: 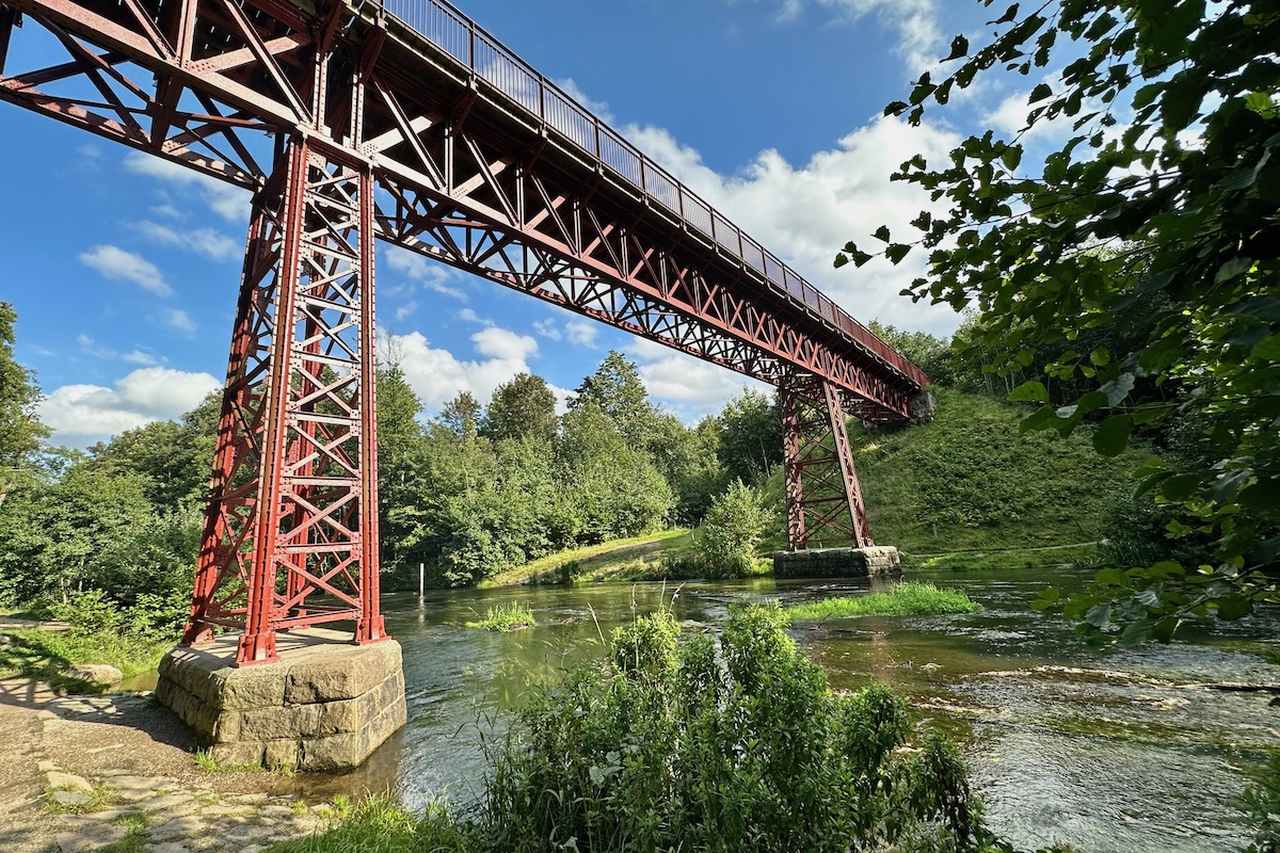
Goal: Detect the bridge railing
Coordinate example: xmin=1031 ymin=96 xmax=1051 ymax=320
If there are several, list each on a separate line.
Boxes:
xmin=379 ymin=0 xmax=928 ymax=389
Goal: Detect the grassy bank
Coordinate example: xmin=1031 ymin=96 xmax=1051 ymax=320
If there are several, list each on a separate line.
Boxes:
xmin=0 ymin=625 xmax=170 ymax=686
xmin=761 ymin=387 xmax=1148 ymax=556
xmin=784 ymin=582 xmax=981 ymax=622
xmin=479 ymin=529 xmax=693 ymax=587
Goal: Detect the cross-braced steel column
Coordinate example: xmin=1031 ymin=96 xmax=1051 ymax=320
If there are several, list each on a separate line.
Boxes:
xmin=182 ymin=137 xmax=385 ymax=665
xmin=780 ymin=379 xmax=873 ymax=550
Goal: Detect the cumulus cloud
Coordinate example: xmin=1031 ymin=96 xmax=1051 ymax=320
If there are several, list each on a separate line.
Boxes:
xmin=123 ymin=152 xmax=251 ymax=223
xmin=628 ymin=338 xmax=770 ymax=422
xmin=39 ymin=367 xmax=221 ymax=446
xmin=380 ymin=326 xmax=539 ymax=410
xmin=736 ymin=0 xmax=942 ymax=71
xmin=163 ymin=308 xmax=198 ymax=335
xmin=395 ymin=301 xmax=419 ymax=321
xmin=565 ymin=319 xmax=600 ymax=348
xmin=533 ymin=318 xmax=563 ymax=341
xmin=384 ymin=248 xmax=468 ymax=301
xmin=623 ymin=115 xmax=963 ymax=333
xmin=79 ymin=245 xmax=171 ymax=296
xmin=131 ymin=220 xmax=241 ymax=262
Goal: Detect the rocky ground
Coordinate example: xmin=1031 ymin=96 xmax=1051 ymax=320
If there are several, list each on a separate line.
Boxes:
xmin=0 ymin=678 xmax=341 ymax=852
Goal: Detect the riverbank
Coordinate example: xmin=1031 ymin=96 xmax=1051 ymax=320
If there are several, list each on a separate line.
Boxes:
xmin=0 ymin=676 xmax=348 ymax=852
xmin=477 ymin=528 xmax=694 ymax=587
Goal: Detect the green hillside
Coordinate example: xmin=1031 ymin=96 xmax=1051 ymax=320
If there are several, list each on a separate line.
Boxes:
xmin=764 ymin=388 xmax=1149 ymax=558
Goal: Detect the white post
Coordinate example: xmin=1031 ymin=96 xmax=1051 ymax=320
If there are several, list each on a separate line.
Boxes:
xmin=418 ymin=563 xmax=424 ymax=601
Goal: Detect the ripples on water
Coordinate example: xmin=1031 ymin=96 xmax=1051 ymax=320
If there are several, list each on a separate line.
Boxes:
xmin=301 ymin=566 xmax=1280 ymax=853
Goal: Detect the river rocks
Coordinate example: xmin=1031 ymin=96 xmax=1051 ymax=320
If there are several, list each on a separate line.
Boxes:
xmin=155 ymin=628 xmax=407 ymax=771
xmin=67 ymin=663 xmax=122 ymax=687
xmin=773 ymin=546 xmax=903 ymax=579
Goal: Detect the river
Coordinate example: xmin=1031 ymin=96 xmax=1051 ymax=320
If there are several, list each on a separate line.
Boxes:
xmin=296 ymin=565 xmax=1277 ymax=852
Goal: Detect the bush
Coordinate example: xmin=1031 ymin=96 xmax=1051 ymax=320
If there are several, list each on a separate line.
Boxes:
xmin=475 ymin=604 xmax=992 ymax=852
xmin=696 ymin=479 xmax=770 ymax=578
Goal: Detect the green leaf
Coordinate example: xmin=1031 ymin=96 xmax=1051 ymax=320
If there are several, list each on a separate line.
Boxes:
xmin=1029 ymin=83 xmax=1052 ymax=103
xmin=1216 ymin=595 xmax=1252 ymax=621
xmin=1001 ymin=145 xmax=1023 ymax=171
xmin=1250 ymin=333 xmax=1280 ymax=361
xmin=942 ymin=35 xmax=969 ymax=62
xmin=989 ymin=3 xmax=1019 ymax=25
xmin=1214 ymin=257 xmax=1254 ymax=284
xmin=1008 ymin=381 xmax=1049 ymax=403
xmin=1093 ymin=415 xmax=1133 ymax=457
xmin=1089 ymin=347 xmax=1111 ymax=367
xmin=833 ymin=254 xmax=849 ymax=269
xmin=1159 ymin=474 xmax=1200 ymax=501
xmin=1019 ymin=405 xmax=1057 ymax=432
xmin=884 ymin=101 xmax=909 ymax=117
xmin=872 ymin=225 xmax=892 ymax=243
xmin=884 ymin=244 xmax=911 ymax=265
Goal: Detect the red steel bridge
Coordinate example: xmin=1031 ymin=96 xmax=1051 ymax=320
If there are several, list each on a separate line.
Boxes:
xmin=0 ymin=0 xmax=930 ymax=664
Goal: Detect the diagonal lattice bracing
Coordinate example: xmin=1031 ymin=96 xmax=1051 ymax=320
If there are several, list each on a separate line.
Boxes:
xmin=184 ymin=139 xmax=385 ymax=664
xmin=780 ymin=378 xmax=873 ymax=550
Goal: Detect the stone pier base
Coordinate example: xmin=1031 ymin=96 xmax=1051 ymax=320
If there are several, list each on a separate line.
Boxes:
xmin=155 ymin=628 xmax=406 ymax=771
xmin=773 ymin=546 xmax=902 ymax=579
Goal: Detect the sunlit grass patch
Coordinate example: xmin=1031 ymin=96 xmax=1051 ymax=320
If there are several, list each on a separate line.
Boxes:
xmin=783 ymin=582 xmax=981 ymax=622
xmin=265 ymin=795 xmax=466 ymax=853
xmin=0 ymin=627 xmax=169 ymax=688
xmin=465 ymin=601 xmax=536 ymax=632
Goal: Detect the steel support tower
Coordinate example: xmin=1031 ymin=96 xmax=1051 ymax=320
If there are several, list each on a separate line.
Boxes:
xmin=0 ymin=0 xmax=928 ymax=664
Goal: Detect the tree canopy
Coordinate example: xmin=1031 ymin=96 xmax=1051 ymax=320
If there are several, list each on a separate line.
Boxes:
xmin=845 ymin=0 xmax=1279 ymax=639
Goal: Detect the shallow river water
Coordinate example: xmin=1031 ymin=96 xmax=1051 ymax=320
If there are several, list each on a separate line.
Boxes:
xmin=299 ymin=566 xmax=1278 ymax=852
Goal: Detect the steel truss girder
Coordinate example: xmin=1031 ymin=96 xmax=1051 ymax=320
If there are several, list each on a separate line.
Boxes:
xmin=780 ymin=376 xmax=873 ymax=550
xmin=0 ymin=0 xmax=921 ymax=422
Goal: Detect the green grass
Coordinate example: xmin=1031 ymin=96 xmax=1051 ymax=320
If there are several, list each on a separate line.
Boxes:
xmin=479 ymin=529 xmax=692 ymax=588
xmin=0 ymin=627 xmax=170 ymax=688
xmin=783 ymin=582 xmax=982 ymax=622
xmin=100 ymin=814 xmax=150 ymax=853
xmin=465 ymin=601 xmax=537 ymax=632
xmin=266 ymin=795 xmax=467 ymax=853
xmin=761 ymin=387 xmax=1150 ymax=554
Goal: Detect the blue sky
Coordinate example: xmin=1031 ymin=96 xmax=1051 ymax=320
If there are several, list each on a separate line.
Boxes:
xmin=0 ymin=0 xmax=1054 ymax=446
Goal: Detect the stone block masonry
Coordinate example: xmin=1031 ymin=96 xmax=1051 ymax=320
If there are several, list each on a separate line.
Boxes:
xmin=154 ymin=627 xmax=407 ymax=771
xmin=773 ymin=546 xmax=903 ymax=579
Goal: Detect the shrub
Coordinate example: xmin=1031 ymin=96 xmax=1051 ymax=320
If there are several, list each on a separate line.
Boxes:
xmin=475 ymin=604 xmax=991 ymax=852
xmin=464 ymin=601 xmax=536 ymax=632
xmin=696 ymin=479 xmax=770 ymax=578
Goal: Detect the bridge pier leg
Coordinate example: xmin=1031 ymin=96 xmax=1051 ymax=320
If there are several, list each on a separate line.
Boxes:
xmin=181 ymin=135 xmax=386 ymax=666
xmin=779 ymin=379 xmax=872 ymax=550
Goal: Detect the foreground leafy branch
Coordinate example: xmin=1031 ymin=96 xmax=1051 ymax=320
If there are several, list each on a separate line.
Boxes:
xmin=843 ymin=0 xmax=1279 ymax=640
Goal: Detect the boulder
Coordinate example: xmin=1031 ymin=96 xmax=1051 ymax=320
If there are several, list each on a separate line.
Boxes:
xmin=68 ymin=664 xmax=123 ymax=687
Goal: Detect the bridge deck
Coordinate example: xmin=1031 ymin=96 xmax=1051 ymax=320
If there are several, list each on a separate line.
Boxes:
xmin=368 ymin=0 xmax=928 ymax=392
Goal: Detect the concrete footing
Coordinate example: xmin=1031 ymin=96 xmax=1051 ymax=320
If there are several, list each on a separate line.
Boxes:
xmin=155 ymin=628 xmax=406 ymax=772
xmin=773 ymin=546 xmax=903 ymax=579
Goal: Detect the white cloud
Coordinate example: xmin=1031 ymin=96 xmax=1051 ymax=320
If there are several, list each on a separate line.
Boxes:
xmin=79 ymin=245 xmax=172 ymax=297
xmin=533 ymin=318 xmax=563 ymax=341
xmin=131 ymin=220 xmax=241 ymax=262
xmin=380 ymin=327 xmax=539 ymax=410
xmin=123 ymin=152 xmax=251 ymax=223
xmin=395 ymin=301 xmax=418 ymax=321
xmin=628 ymin=338 xmax=769 ymax=421
xmin=565 ymin=319 xmax=600 ymax=348
xmin=163 ymin=308 xmax=198 ymax=335
xmin=457 ymin=308 xmax=491 ymax=325
xmin=39 ymin=367 xmax=221 ymax=446
xmin=739 ymin=0 xmax=942 ymax=71
xmin=555 ymin=78 xmax=614 ymax=122
xmin=623 ymin=115 xmax=963 ymax=333
xmin=77 ymin=334 xmax=163 ymax=366
xmin=384 ymin=248 xmax=468 ymax=300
